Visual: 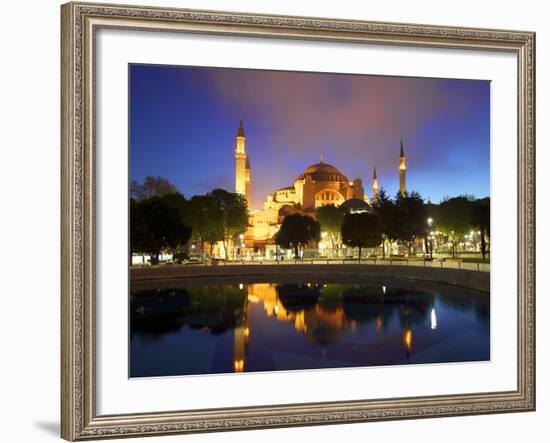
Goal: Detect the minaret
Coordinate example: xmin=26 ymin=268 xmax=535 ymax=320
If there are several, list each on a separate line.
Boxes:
xmin=245 ymin=155 xmax=251 ymax=208
xmin=399 ymin=140 xmax=407 ymax=196
xmin=234 ymin=118 xmax=251 ymax=207
xmin=372 ymin=167 xmax=379 ymax=205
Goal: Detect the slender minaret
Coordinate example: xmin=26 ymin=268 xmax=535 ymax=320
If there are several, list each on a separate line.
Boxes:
xmin=234 ymin=118 xmax=251 ymax=207
xmin=399 ymin=140 xmax=407 ymax=196
xmin=372 ymin=167 xmax=379 ymax=205
xmin=245 ymin=155 xmax=251 ymax=208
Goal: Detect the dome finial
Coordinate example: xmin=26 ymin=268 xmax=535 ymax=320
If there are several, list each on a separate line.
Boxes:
xmin=320 ymin=152 xmax=324 ymax=164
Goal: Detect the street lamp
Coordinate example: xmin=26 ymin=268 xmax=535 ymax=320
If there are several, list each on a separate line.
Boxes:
xmin=426 ymin=218 xmax=434 ymax=259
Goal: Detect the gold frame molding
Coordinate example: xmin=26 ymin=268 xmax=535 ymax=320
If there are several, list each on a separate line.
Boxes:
xmin=61 ymin=2 xmax=536 ymax=440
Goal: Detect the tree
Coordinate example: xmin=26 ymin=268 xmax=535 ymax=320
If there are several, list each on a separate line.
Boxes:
xmin=341 ymin=212 xmax=383 ymax=262
xmin=130 ymin=197 xmax=191 ymax=265
xmin=185 ymin=194 xmax=224 ymax=260
xmin=471 ymin=197 xmax=490 ymax=260
xmin=394 ymin=191 xmax=427 ymax=257
xmin=316 ymin=204 xmax=347 ymax=249
xmin=275 ymin=214 xmax=321 ymax=261
xmin=130 ymin=176 xmax=178 ymax=201
xmin=208 ymin=189 xmax=248 ymax=259
xmin=373 ymin=188 xmax=400 ymax=258
xmin=436 ymin=196 xmax=474 ymax=257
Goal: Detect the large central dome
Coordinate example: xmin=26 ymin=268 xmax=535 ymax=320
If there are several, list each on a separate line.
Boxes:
xmin=296 ymin=161 xmax=349 ymax=183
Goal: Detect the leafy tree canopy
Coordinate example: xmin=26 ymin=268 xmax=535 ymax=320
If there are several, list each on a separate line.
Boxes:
xmin=186 ymin=194 xmax=224 ymax=250
xmin=131 ymin=176 xmax=179 ymax=201
xmin=130 ymin=197 xmax=191 ymax=264
xmin=208 ymin=189 xmax=249 ymax=257
xmin=374 ymin=188 xmax=401 ymax=241
xmin=275 ymin=214 xmax=321 ymax=258
xmin=436 ymin=195 xmax=474 ymax=238
xmin=394 ymin=191 xmax=428 ymax=245
xmin=316 ymin=204 xmax=347 ymax=247
xmin=471 ymin=197 xmax=490 ymax=236
xmin=471 ymin=197 xmax=491 ymax=260
xmin=341 ymin=212 xmax=383 ymax=261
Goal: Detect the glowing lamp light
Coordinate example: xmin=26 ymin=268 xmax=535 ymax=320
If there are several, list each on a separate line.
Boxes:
xmin=403 ymin=329 xmax=413 ymax=353
xmin=375 ymin=316 xmax=382 ymax=333
xmin=431 ymin=307 xmax=438 ymax=330
xmin=239 ymin=283 xmax=244 ymax=290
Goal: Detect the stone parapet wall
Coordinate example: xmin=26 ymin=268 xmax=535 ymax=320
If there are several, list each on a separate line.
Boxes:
xmin=131 ymin=264 xmax=489 ymax=293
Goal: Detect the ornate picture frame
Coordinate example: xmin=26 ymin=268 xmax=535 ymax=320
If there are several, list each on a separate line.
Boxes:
xmin=61 ymin=1 xmax=535 ymax=440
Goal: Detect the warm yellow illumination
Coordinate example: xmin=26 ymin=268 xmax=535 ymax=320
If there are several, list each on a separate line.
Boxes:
xmin=234 ymin=359 xmax=245 ymax=372
xmin=403 ymin=328 xmax=413 ymax=353
xmin=247 ymin=294 xmax=260 ymax=303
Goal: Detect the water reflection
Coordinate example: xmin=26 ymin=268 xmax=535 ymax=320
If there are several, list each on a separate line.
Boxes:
xmin=130 ymin=280 xmax=490 ymax=377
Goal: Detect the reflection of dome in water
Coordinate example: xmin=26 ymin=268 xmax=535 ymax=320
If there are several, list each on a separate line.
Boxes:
xmin=296 ymin=161 xmax=349 ymax=183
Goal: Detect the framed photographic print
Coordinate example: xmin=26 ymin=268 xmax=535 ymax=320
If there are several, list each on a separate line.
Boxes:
xmin=61 ymin=1 xmax=536 ymax=440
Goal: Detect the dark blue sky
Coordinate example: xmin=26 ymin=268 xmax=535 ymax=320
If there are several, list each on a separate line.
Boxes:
xmin=130 ymin=64 xmax=490 ymax=209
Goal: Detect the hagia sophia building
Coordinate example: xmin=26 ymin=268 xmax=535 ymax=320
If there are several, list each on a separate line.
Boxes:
xmin=233 ymin=119 xmax=407 ymax=254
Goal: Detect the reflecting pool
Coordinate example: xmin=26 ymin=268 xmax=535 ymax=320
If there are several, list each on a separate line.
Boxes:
xmin=130 ymin=278 xmax=489 ymax=377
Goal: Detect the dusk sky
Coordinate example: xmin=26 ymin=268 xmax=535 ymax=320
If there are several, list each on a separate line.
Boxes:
xmin=130 ymin=64 xmax=490 ymax=210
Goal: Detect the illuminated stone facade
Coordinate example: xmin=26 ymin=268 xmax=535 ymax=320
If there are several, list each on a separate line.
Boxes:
xmin=233 ymin=120 xmax=407 ymax=251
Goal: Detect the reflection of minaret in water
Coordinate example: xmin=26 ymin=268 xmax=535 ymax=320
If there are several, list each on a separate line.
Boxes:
xmin=233 ymin=287 xmax=250 ymax=372
xmin=372 ymin=167 xmax=379 ymax=205
xmin=399 ymin=140 xmax=407 ymax=196
xmin=234 ymin=118 xmax=251 ymax=208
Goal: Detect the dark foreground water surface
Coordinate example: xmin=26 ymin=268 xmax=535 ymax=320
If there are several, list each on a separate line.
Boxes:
xmin=130 ymin=278 xmax=490 ymax=377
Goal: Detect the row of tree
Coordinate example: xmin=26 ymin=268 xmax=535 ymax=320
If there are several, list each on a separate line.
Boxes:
xmin=274 ymin=210 xmax=383 ymax=262
xmin=314 ymin=190 xmax=427 ymax=258
xmin=438 ymin=195 xmax=490 ymax=259
xmin=130 ymin=177 xmax=490 ymax=264
xmin=313 ymin=190 xmax=490 ymax=260
xmin=131 ymin=178 xmax=248 ymax=264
